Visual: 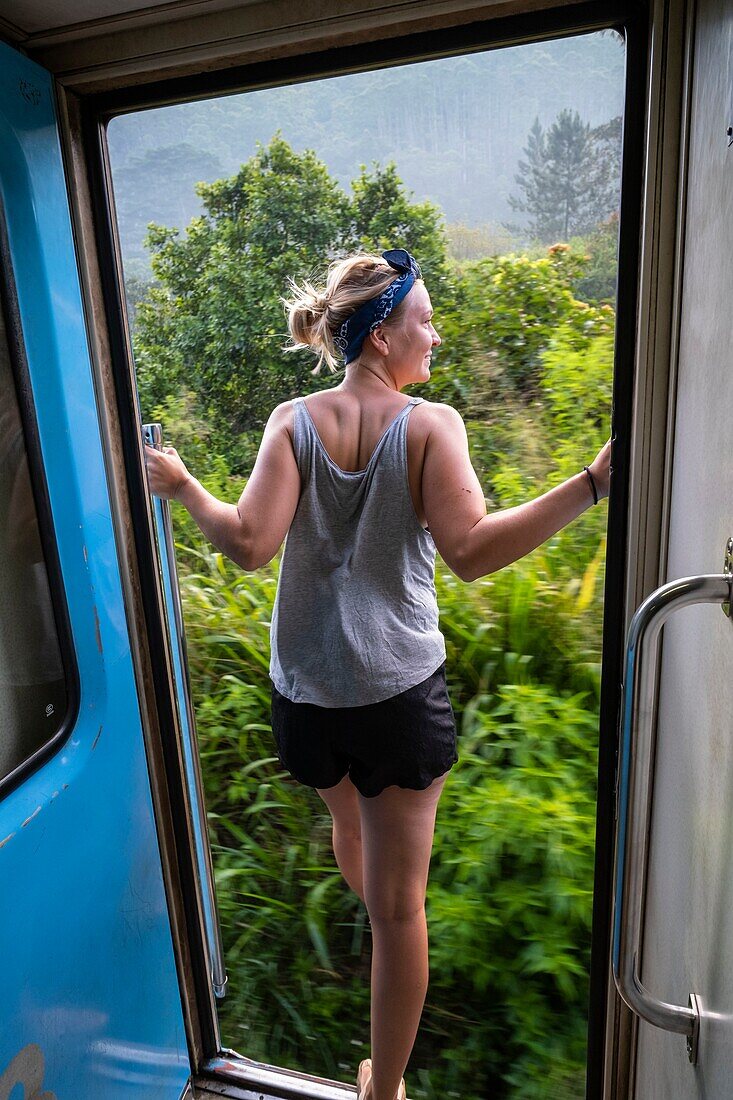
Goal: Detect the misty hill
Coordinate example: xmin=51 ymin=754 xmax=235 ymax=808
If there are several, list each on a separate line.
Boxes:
xmin=107 ymin=29 xmax=624 ymax=272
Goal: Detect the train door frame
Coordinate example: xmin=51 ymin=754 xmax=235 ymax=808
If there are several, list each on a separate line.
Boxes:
xmin=609 ymin=0 xmax=722 ymax=1093
xmin=41 ymin=1 xmax=652 ymax=1095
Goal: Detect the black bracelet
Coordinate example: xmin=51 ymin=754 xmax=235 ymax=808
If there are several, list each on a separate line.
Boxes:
xmin=583 ymin=465 xmax=598 ymax=505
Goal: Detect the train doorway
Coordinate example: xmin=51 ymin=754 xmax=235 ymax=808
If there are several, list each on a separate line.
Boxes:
xmin=99 ymin=21 xmax=630 ymax=1100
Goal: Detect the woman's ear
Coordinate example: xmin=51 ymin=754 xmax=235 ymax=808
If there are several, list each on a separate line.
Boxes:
xmin=368 ymin=325 xmax=391 ymax=357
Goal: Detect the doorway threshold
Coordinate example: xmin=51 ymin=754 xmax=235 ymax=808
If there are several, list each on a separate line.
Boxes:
xmin=195 ymin=1053 xmax=357 ymax=1099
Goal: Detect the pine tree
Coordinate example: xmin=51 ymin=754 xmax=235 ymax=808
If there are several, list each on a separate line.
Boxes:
xmin=586 ymin=115 xmax=623 ymax=224
xmin=506 ymin=109 xmax=621 ymax=243
xmin=506 ymin=117 xmax=551 ymax=239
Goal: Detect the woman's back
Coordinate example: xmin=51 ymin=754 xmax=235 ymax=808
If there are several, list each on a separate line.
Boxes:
xmin=295 ymin=386 xmax=432 ymax=529
xmin=270 ymin=388 xmax=446 ymax=708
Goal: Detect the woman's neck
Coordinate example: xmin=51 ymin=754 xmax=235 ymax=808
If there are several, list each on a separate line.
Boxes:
xmin=340 ymin=362 xmax=401 ymax=395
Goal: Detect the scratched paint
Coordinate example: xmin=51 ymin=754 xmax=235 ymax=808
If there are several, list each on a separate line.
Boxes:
xmin=93 ymin=605 xmax=103 ymax=654
xmin=20 ymin=806 xmax=41 ymax=828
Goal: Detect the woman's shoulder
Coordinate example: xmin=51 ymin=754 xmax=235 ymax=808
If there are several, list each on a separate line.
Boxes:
xmin=411 ymin=399 xmax=466 ymax=437
xmin=413 ymin=398 xmax=461 ymax=416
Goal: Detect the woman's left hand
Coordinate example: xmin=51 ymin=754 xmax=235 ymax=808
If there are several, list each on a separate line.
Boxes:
xmin=144 ymin=444 xmax=192 ymax=501
xmin=588 ymin=436 xmax=612 ymax=501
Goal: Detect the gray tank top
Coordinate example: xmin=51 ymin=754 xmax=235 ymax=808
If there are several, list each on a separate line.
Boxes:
xmin=269 ymin=395 xmax=446 ymax=707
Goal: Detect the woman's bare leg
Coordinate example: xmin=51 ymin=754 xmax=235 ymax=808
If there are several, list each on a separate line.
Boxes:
xmin=316 ymin=773 xmax=365 ymax=903
xmin=357 ymin=774 xmax=448 ymax=1100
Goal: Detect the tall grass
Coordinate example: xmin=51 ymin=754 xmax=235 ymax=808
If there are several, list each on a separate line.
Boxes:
xmin=174 ymin=500 xmax=606 ymax=1098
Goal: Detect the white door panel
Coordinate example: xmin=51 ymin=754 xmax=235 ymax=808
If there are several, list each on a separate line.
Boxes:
xmin=631 ymin=0 xmax=733 ymax=1094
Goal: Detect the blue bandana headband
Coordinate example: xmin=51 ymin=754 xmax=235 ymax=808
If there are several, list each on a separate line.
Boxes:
xmin=334 ymin=248 xmax=422 ymax=365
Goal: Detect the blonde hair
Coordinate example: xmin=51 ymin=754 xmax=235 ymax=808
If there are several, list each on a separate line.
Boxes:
xmin=282 ymin=252 xmax=415 ymax=373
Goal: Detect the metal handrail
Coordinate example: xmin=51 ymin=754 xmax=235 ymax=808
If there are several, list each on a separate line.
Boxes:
xmin=144 ymin=423 xmax=227 ymax=999
xmin=612 ymin=570 xmax=732 ymax=1065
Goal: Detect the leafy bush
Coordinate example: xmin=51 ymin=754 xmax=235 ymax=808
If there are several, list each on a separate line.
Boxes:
xmin=437 ymin=244 xmax=613 ymax=401
xmin=427 ymin=679 xmax=598 ymax=1098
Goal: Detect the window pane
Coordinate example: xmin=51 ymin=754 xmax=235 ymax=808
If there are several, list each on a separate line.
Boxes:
xmin=0 ymin=274 xmax=67 ymax=788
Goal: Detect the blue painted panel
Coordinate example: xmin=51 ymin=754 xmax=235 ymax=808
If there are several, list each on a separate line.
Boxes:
xmin=0 ymin=43 xmax=191 ymax=1100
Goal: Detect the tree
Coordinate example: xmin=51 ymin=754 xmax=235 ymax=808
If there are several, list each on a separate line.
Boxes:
xmin=505 ymin=117 xmax=551 ymax=240
xmin=506 ymin=110 xmax=621 ymax=243
xmin=133 ymin=134 xmax=449 ymax=468
xmin=347 ymin=161 xmax=449 ymax=291
xmin=586 ymin=116 xmax=623 ymax=225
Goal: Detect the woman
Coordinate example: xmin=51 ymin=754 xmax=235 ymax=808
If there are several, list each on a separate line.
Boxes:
xmin=145 ymin=248 xmax=611 ymax=1100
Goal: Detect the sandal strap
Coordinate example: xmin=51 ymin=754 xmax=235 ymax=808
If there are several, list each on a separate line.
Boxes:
xmin=356 ymin=1059 xmax=408 ymax=1100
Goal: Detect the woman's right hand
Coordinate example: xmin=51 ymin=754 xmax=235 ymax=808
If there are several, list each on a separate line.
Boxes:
xmin=587 ymin=437 xmax=612 ymax=501
xmin=144 ymin=443 xmax=192 ymax=501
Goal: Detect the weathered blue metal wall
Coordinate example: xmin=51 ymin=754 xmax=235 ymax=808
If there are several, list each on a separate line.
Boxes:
xmin=0 ymin=40 xmax=190 ymax=1100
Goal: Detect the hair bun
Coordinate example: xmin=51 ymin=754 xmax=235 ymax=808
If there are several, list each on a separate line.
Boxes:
xmin=311 ymin=290 xmax=330 ymax=317
xmin=281 ymin=278 xmax=324 ymax=350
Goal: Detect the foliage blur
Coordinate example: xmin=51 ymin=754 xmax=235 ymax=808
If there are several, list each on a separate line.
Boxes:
xmin=137 ymin=135 xmax=616 ymax=1099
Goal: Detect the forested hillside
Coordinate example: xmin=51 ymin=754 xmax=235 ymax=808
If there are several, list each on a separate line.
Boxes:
xmin=107 ymin=29 xmax=624 ymax=270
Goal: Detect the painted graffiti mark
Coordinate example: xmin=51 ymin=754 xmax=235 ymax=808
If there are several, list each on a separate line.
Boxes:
xmin=0 ymin=1043 xmax=57 ymax=1100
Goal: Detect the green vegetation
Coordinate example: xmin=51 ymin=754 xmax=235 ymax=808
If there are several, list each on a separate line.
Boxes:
xmin=137 ymin=135 xmax=615 ymax=1099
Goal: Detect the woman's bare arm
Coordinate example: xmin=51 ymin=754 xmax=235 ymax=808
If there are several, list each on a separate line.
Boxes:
xmin=144 ymin=401 xmax=301 ymax=570
xmin=421 ymin=404 xmax=610 ymax=583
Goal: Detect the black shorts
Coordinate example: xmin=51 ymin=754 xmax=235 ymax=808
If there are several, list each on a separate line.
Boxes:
xmin=270 ymin=661 xmax=459 ymax=798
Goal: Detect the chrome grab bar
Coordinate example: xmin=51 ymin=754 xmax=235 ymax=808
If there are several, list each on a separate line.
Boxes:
xmin=144 ymin=423 xmax=227 ymax=999
xmin=612 ymin=565 xmax=732 ymax=1065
